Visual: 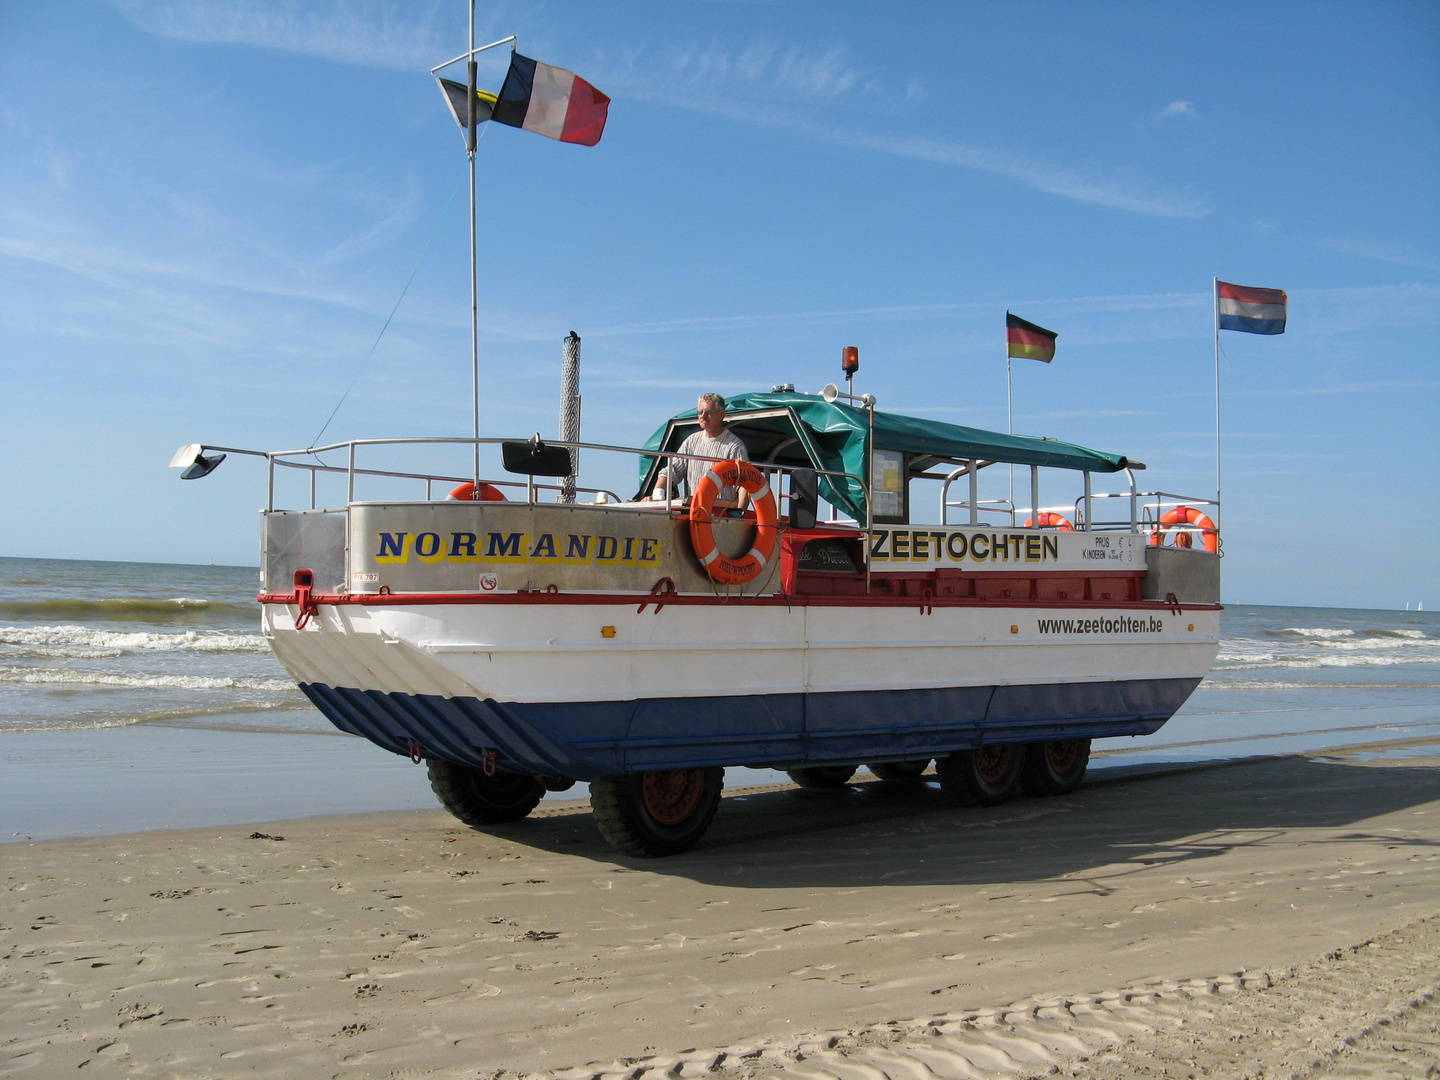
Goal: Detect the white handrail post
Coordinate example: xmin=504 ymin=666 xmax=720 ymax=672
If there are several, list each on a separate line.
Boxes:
xmin=1083 ymin=471 xmax=1092 ymax=531
xmin=1029 ymin=465 xmax=1039 ymax=527
xmin=969 ymin=460 xmax=979 ymax=526
xmin=347 ymin=443 xmax=356 ymax=504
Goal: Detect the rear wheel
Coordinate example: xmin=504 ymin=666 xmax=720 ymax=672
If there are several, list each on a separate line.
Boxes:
xmin=590 ymin=767 xmax=724 ymax=857
xmin=428 ymin=759 xmax=545 ymax=826
xmin=937 ymin=746 xmax=1024 ymax=807
xmin=867 ymin=759 xmax=931 ymax=782
xmin=786 ymin=765 xmax=857 ymax=789
xmin=1019 ymin=738 xmax=1090 ymax=796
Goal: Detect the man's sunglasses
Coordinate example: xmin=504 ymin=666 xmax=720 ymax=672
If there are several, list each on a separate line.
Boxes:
xmin=698 ymin=408 xmax=723 ymax=417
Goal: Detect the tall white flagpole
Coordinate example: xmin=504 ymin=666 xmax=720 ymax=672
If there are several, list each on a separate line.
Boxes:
xmin=467 ymin=1 xmax=480 ymax=487
xmin=431 ymin=17 xmax=517 ymax=487
xmin=1213 ymin=276 xmax=1221 ymax=523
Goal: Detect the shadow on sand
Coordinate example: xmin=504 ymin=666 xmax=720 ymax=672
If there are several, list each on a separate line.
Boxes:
xmin=479 ymin=755 xmax=1440 ymax=888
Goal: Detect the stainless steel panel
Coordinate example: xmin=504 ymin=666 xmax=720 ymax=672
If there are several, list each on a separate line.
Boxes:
xmin=262 ymin=510 xmax=348 ymax=594
xmin=1143 ymin=546 xmax=1220 ymax=604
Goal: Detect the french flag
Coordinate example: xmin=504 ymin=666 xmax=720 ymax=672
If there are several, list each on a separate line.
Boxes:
xmin=492 ymin=53 xmax=610 ymax=147
xmin=1217 ymin=280 xmax=1287 ymax=335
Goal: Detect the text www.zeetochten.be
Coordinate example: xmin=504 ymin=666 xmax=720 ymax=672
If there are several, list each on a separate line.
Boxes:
xmin=1036 ymin=616 xmax=1165 ymax=634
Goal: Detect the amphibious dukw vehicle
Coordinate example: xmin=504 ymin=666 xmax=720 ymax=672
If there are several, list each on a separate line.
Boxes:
xmin=173 ymin=377 xmax=1221 ymax=856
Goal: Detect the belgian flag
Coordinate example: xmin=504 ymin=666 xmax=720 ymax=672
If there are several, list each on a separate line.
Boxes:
xmin=1006 ymin=311 xmax=1057 ymax=363
xmin=439 ymin=78 xmax=498 ymax=127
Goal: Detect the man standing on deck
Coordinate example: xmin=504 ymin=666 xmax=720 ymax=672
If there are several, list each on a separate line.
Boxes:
xmin=651 ymin=393 xmax=751 ymax=509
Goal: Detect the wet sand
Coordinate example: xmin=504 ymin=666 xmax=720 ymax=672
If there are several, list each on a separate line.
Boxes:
xmin=3 ymin=743 xmax=1438 ymax=1078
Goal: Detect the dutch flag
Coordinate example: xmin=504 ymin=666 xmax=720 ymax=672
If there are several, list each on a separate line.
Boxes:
xmin=1217 ymin=280 xmax=1287 ymax=336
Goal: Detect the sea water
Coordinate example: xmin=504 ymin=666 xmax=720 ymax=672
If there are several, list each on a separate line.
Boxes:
xmin=1 ymin=556 xmax=1437 ymax=840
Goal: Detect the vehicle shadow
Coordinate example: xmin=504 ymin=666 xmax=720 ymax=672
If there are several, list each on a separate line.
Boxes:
xmin=482 ymin=755 xmax=1440 ymax=888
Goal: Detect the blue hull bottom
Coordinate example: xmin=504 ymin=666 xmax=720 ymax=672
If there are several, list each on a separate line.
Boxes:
xmin=299 ymin=677 xmax=1201 ymax=781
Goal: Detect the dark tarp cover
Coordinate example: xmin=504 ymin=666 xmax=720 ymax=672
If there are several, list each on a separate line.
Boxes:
xmin=638 ymin=391 xmax=1131 ymax=521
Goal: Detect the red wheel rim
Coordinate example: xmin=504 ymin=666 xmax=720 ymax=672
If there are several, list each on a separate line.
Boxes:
xmin=640 ymin=769 xmax=705 ymax=826
xmin=974 ymin=746 xmax=1015 ymax=784
xmin=1046 ymin=740 xmax=1080 ymax=773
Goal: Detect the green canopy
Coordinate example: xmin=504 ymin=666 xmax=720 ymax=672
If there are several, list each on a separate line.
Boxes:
xmin=638 ymin=390 xmax=1132 ymax=521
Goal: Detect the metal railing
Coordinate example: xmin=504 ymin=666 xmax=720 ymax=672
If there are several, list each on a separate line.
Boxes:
xmin=191 ymin=436 xmax=866 ymax=521
xmin=1078 ymin=489 xmax=1221 ymax=545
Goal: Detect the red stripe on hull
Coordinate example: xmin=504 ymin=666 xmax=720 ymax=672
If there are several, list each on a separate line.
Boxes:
xmin=258 ymin=588 xmax=1218 ymax=613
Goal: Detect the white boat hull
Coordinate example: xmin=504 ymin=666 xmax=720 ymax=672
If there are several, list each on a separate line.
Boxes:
xmin=263 ymin=596 xmax=1218 ymax=778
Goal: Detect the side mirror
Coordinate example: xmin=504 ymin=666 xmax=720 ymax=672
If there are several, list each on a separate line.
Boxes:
xmin=501 ymin=438 xmax=573 ymax=478
xmin=789 ymin=468 xmax=818 ymax=530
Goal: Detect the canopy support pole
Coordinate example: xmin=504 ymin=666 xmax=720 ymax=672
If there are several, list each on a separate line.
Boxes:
xmin=969 ymin=460 xmax=979 ymax=526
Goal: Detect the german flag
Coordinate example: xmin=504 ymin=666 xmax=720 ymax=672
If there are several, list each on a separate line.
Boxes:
xmin=1006 ymin=311 xmax=1057 ymax=363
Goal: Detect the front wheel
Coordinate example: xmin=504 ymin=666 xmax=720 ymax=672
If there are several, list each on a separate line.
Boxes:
xmin=590 ymin=767 xmax=724 ymax=857
xmin=428 ymin=759 xmax=546 ymax=826
xmin=1019 ymin=739 xmax=1090 ymax=796
xmin=937 ymin=746 xmax=1024 ymax=807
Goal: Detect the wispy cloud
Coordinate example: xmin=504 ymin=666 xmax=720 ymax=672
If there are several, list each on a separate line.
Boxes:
xmin=604 ymin=42 xmax=1207 ymax=219
xmin=1229 ymin=380 xmax=1440 ymax=397
xmin=318 ymin=174 xmax=423 ymax=264
xmin=109 ymin=0 xmax=460 ymax=71
xmin=582 ymin=283 xmax=1440 ymax=353
xmin=819 ymin=124 xmax=1209 ymax=218
xmin=1160 ymin=100 xmax=1195 ymax=118
xmin=588 ymin=291 xmax=1211 ymax=339
xmin=647 ymin=39 xmax=877 ymax=103
xmin=1317 ymin=236 xmax=1440 ymax=272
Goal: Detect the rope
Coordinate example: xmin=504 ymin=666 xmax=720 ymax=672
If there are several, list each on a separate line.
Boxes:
xmin=308 ymin=144 xmax=476 ymax=452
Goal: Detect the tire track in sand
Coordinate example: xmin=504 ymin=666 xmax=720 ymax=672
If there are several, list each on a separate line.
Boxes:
xmin=524 ymin=915 xmax=1438 ymax=1080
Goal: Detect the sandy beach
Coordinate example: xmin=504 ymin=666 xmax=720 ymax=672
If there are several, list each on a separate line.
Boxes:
xmin=3 ymin=740 xmax=1438 ymax=1079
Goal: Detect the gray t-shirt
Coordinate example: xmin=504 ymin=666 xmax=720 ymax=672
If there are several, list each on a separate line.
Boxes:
xmin=663 ymin=428 xmax=751 ymax=500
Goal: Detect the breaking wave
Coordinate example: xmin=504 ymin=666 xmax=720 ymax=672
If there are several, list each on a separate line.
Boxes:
xmin=1203 ymin=678 xmax=1440 ymax=691
xmin=0 ymin=597 xmax=256 ymax=624
xmin=0 ymin=666 xmax=298 ymax=693
xmin=0 ymin=699 xmax=314 ymax=734
xmin=0 ymin=625 xmax=268 ymax=658
xmin=1217 ymin=622 xmax=1436 ymax=671
xmin=1215 ymin=652 xmax=1437 ymax=670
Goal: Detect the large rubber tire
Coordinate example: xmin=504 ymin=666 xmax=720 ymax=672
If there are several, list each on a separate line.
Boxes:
xmin=936 ymin=746 xmax=1024 ymax=807
xmin=867 ymin=759 xmax=931 ymax=781
xmin=1019 ymin=738 xmax=1091 ymax=796
xmin=590 ymin=767 xmax=724 ymax=857
xmin=786 ymin=765 xmax=857 ymax=789
xmin=427 ymin=759 xmax=545 ymax=826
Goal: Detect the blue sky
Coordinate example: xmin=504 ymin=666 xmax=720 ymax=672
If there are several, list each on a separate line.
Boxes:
xmin=1 ymin=1 xmax=1436 ymax=608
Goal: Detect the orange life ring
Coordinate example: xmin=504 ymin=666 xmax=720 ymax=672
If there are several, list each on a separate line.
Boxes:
xmin=689 ymin=460 xmax=780 ymax=585
xmin=1148 ymin=505 xmax=1218 ymax=553
xmin=1024 ymin=512 xmax=1073 ymax=530
xmin=447 ymin=482 xmax=506 ymax=502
